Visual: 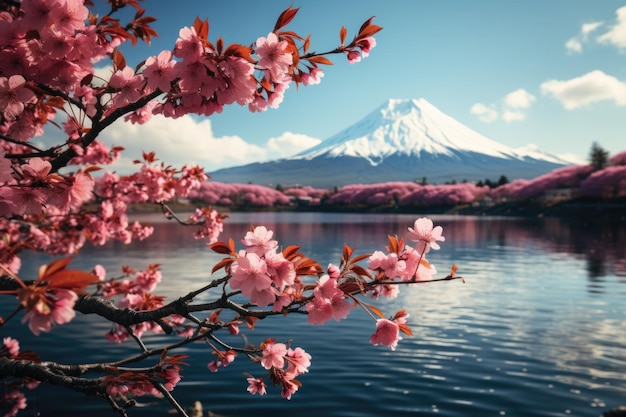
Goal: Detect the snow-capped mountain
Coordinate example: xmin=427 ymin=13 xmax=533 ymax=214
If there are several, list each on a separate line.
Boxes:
xmin=210 ymin=98 xmax=572 ymax=188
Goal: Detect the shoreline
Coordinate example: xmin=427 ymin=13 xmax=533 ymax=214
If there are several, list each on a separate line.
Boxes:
xmin=133 ymin=198 xmax=626 ymax=221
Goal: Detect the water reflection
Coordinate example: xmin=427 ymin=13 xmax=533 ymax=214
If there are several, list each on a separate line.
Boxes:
xmin=8 ymin=212 xmax=626 ymax=417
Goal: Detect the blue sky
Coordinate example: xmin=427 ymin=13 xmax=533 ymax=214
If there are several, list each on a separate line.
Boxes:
xmin=97 ymin=1 xmax=626 ymax=172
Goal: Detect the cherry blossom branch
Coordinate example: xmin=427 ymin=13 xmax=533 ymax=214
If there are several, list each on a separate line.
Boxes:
xmin=49 ymin=90 xmax=162 ymax=172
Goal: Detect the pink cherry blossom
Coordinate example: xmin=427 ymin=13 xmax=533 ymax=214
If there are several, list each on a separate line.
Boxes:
xmin=246 ymin=377 xmax=267 ymax=396
xmin=281 ymin=379 xmax=299 ymax=400
xmin=300 ymin=66 xmax=324 ymax=86
xmin=173 ymin=26 xmax=205 ymax=62
xmin=261 ymin=342 xmax=287 ymax=369
xmin=306 ymin=275 xmax=351 ymax=325
xmin=255 ymin=32 xmax=293 ymax=83
xmin=370 ymin=318 xmax=401 ymax=350
xmin=241 ymin=226 xmax=278 ymax=256
xmin=109 ymin=67 xmax=144 ymax=108
xmin=143 ymin=50 xmax=176 ymax=92
xmin=1 ymin=390 xmax=27 ymax=417
xmin=286 ymin=347 xmax=311 ymax=374
xmin=407 ymin=217 xmax=445 ymax=253
xmin=20 ymin=288 xmax=78 ymax=336
xmin=356 ymin=36 xmax=377 ymax=57
xmin=265 ymin=251 xmax=296 ymax=290
xmin=229 ymin=252 xmax=273 ymax=301
xmin=50 ymin=0 xmax=88 ymax=35
xmin=2 ymin=337 xmax=20 ymax=357
xmin=0 ymin=75 xmax=36 ymax=120
xmin=368 ymin=250 xmax=406 ymax=280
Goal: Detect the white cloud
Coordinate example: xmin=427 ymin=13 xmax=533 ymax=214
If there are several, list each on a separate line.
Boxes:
xmin=503 ymin=88 xmax=536 ymax=109
xmin=472 ymin=88 xmax=536 ymax=123
xmin=565 ymin=20 xmax=604 ymax=53
xmin=540 ymin=70 xmax=626 ymax=109
xmin=98 ymin=114 xmax=321 ymax=174
xmin=597 ymin=6 xmax=626 ymax=49
xmin=470 ymin=103 xmax=498 ymax=123
xmin=501 ymin=110 xmax=525 ymax=122
xmin=565 ymin=38 xmax=583 ymax=53
xmin=266 ymin=132 xmax=321 ymax=159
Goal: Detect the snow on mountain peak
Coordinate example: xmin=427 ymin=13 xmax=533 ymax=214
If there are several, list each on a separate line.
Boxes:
xmin=296 ymin=98 xmax=570 ymax=166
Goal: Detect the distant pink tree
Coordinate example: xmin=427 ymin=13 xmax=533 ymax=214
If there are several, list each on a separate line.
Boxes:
xmin=491 ymin=165 xmax=594 ymax=201
xmin=189 ymin=182 xmax=291 ymax=207
xmin=325 ymin=182 xmax=421 ymax=206
xmin=400 ymin=183 xmax=489 ymax=206
xmin=610 ymin=151 xmax=626 ymax=166
xmin=580 ymin=166 xmax=626 ymax=198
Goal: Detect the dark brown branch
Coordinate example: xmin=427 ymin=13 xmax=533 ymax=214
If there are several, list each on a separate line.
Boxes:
xmin=0 ymin=356 xmax=104 ymax=395
xmin=50 ymin=90 xmax=162 ymax=172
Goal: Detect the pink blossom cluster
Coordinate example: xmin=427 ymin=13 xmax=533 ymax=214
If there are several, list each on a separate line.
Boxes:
xmin=104 ymin=365 xmax=183 ymax=399
xmin=370 ymin=311 xmax=409 ymax=351
xmin=229 ymin=226 xmax=297 ymax=307
xmin=246 ymin=341 xmax=311 ymax=399
xmin=100 ymin=264 xmax=172 ymax=342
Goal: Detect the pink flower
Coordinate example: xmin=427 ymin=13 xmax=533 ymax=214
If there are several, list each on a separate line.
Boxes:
xmin=143 ymin=50 xmax=176 ymax=92
xmin=281 ymin=379 xmax=299 ymax=400
xmin=160 ymin=367 xmax=182 ymax=391
xmin=300 ymin=67 xmax=324 ymax=86
xmin=255 ymin=32 xmax=293 ymax=83
xmin=286 ymin=347 xmax=311 ymax=374
xmin=306 ymin=275 xmax=351 ymax=325
xmin=246 ymin=377 xmax=267 ymax=396
xmin=109 ymin=67 xmax=144 ymax=108
xmin=368 ymin=250 xmax=406 ymax=280
xmin=265 ymin=251 xmax=295 ymax=290
xmin=1 ymin=390 xmax=27 ymax=417
xmin=407 ymin=217 xmax=445 ymax=253
xmin=50 ymin=0 xmax=88 ymax=35
xmin=0 ymin=75 xmax=36 ymax=120
xmin=261 ymin=342 xmax=287 ymax=369
xmin=241 ymin=226 xmax=278 ymax=256
xmin=370 ymin=318 xmax=401 ymax=350
xmin=230 ymin=252 xmax=270 ymax=291
xmin=356 ymin=36 xmax=377 ymax=57
xmin=2 ymin=337 xmax=20 ymax=357
xmin=173 ymin=27 xmax=204 ymax=62
xmin=19 ymin=288 xmax=78 ymax=336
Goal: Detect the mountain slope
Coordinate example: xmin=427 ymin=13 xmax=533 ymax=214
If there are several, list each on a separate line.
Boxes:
xmin=211 ymin=98 xmax=571 ymax=188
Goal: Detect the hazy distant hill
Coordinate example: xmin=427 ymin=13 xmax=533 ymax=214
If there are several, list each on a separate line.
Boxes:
xmin=211 ymin=98 xmax=572 ymax=188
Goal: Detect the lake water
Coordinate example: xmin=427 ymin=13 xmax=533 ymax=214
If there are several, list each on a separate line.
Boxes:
xmin=4 ymin=212 xmax=626 ymax=417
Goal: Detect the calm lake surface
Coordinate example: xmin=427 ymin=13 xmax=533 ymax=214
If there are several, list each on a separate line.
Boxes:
xmin=4 ymin=212 xmax=626 ymax=417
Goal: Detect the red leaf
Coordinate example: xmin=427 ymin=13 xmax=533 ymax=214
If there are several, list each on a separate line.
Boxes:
xmin=45 ymin=270 xmax=99 ymax=291
xmin=211 ymin=258 xmax=233 ymax=275
xmin=111 ymin=49 xmax=126 ymax=72
xmin=209 ymin=240 xmax=233 ymax=255
xmin=398 ymin=323 xmax=413 ymax=336
xmin=193 ymin=16 xmax=209 ymax=40
xmin=274 ymin=6 xmax=300 ymax=31
xmin=216 ymin=37 xmax=224 ymax=55
xmin=357 ymin=21 xmax=383 ymax=39
xmin=339 ymin=26 xmax=347 ymax=45
xmin=282 ymin=245 xmax=302 ymax=259
xmin=367 ymin=304 xmax=385 ymax=319
xmin=303 ymin=34 xmax=311 ymax=53
xmin=350 ymin=264 xmax=372 ymax=279
xmin=38 ymin=257 xmax=73 ymax=281
xmin=306 ymin=56 xmax=334 ymax=66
